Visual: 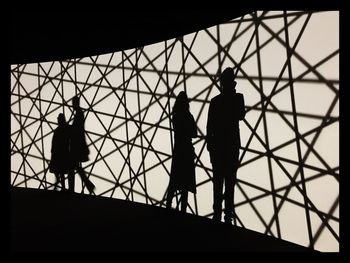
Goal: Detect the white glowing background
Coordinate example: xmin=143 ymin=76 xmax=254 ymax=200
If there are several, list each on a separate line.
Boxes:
xmin=11 ymin=11 xmax=339 ymax=252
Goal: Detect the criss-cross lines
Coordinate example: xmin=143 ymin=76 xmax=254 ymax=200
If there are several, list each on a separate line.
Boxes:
xmin=10 ymin=10 xmax=339 ymax=251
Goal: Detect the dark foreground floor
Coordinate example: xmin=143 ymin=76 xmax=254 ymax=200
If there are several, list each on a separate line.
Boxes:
xmin=11 ymin=187 xmax=316 ymax=252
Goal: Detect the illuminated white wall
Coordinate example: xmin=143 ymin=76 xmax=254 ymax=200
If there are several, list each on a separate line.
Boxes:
xmin=11 ymin=11 xmax=339 ymax=252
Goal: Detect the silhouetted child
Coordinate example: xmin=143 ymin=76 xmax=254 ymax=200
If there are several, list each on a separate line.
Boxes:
xmin=166 ymin=91 xmax=197 ymax=213
xmin=49 ymin=113 xmax=71 ymax=191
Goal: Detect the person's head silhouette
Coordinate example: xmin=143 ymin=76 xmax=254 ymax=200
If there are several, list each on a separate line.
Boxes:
xmin=57 ymin=113 xmax=66 ymax=126
xmin=174 ymin=91 xmax=189 ymax=113
xmin=220 ymin=67 xmax=237 ymax=94
xmin=72 ymin=96 xmax=80 ymax=110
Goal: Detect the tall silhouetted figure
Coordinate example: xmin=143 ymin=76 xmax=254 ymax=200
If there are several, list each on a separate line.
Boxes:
xmin=207 ymin=67 xmax=245 ymax=225
xmin=68 ymin=96 xmax=95 ymax=194
xmin=166 ymin=91 xmax=197 ymax=213
xmin=49 ymin=113 xmax=71 ymax=191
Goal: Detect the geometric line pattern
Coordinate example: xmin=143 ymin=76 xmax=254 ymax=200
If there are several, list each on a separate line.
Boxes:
xmin=10 ymin=11 xmax=339 ymax=252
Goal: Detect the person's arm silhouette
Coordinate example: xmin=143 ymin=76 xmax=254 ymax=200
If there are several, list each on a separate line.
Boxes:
xmin=189 ymin=113 xmax=197 ymax=138
xmin=206 ymin=103 xmax=212 ymax=152
xmin=236 ymin=93 xmax=245 ymax=120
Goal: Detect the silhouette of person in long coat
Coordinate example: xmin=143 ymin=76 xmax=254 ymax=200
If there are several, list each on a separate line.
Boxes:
xmin=68 ymin=96 xmax=95 ymax=194
xmin=206 ymin=67 xmax=245 ymax=225
xmin=166 ymin=91 xmax=197 ymax=213
xmin=49 ymin=113 xmax=71 ymax=191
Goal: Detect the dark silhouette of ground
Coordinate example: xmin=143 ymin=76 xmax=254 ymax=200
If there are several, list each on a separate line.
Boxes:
xmin=11 ymin=187 xmax=317 ymax=252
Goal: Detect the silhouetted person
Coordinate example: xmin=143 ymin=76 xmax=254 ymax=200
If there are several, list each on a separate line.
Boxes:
xmin=166 ymin=91 xmax=197 ymax=213
xmin=49 ymin=113 xmax=70 ymax=191
xmin=206 ymin=67 xmax=245 ymax=225
xmin=68 ymin=96 xmax=95 ymax=194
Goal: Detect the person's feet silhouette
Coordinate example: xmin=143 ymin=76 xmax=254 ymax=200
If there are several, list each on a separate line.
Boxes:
xmin=86 ymin=181 xmax=96 ymax=194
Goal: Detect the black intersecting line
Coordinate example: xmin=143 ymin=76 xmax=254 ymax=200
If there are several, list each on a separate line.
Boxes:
xmin=10 ymin=10 xmax=339 ymax=251
xmin=258 ymin=13 xmax=339 ymax=241
xmin=252 ymin=10 xmax=281 ymax=239
xmin=225 ymin=35 xmax=336 ymax=186
xmin=241 ymin=50 xmax=339 ymax=177
xmin=116 ymin=45 xmax=178 ymax=201
xmin=204 ymin=9 xmax=337 ymax=243
xmin=11 ymin=69 xmax=69 ymax=187
xmin=78 ymin=36 xmax=197 ymax=202
xmin=283 ymin=11 xmax=313 ymax=247
xmin=76 ymin=54 xmax=120 ymax=193
xmin=78 ymin=45 xmax=176 ymax=201
xmin=76 ymin=96 xmax=150 ymax=197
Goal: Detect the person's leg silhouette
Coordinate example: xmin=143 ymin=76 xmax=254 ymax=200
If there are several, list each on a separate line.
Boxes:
xmin=77 ymin=165 xmax=95 ymax=194
xmin=53 ymin=173 xmax=60 ymax=191
xmin=180 ymin=190 xmax=188 ymax=213
xmin=68 ymin=169 xmax=75 ymax=193
xmin=224 ymin=171 xmax=234 ymax=225
xmin=223 ymin=155 xmax=238 ymax=225
xmin=213 ymin=162 xmax=224 ymax=222
xmin=59 ymin=173 xmax=66 ymax=191
xmin=166 ymin=184 xmax=175 ymax=209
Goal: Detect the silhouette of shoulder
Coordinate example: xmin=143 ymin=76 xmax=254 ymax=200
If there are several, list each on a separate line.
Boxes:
xmin=210 ymin=93 xmax=224 ymax=106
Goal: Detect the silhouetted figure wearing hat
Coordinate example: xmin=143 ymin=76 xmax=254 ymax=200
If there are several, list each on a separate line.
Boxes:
xmin=68 ymin=96 xmax=95 ymax=194
xmin=49 ymin=113 xmax=71 ymax=191
xmin=166 ymin=91 xmax=197 ymax=213
xmin=206 ymin=67 xmax=245 ymax=225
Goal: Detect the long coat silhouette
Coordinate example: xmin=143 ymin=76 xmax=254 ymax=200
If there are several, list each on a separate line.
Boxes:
xmin=167 ymin=91 xmax=197 ymax=212
xmin=70 ymin=106 xmax=89 ymax=165
xmin=49 ymin=113 xmax=71 ymax=190
xmin=68 ymin=96 xmax=94 ymax=194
